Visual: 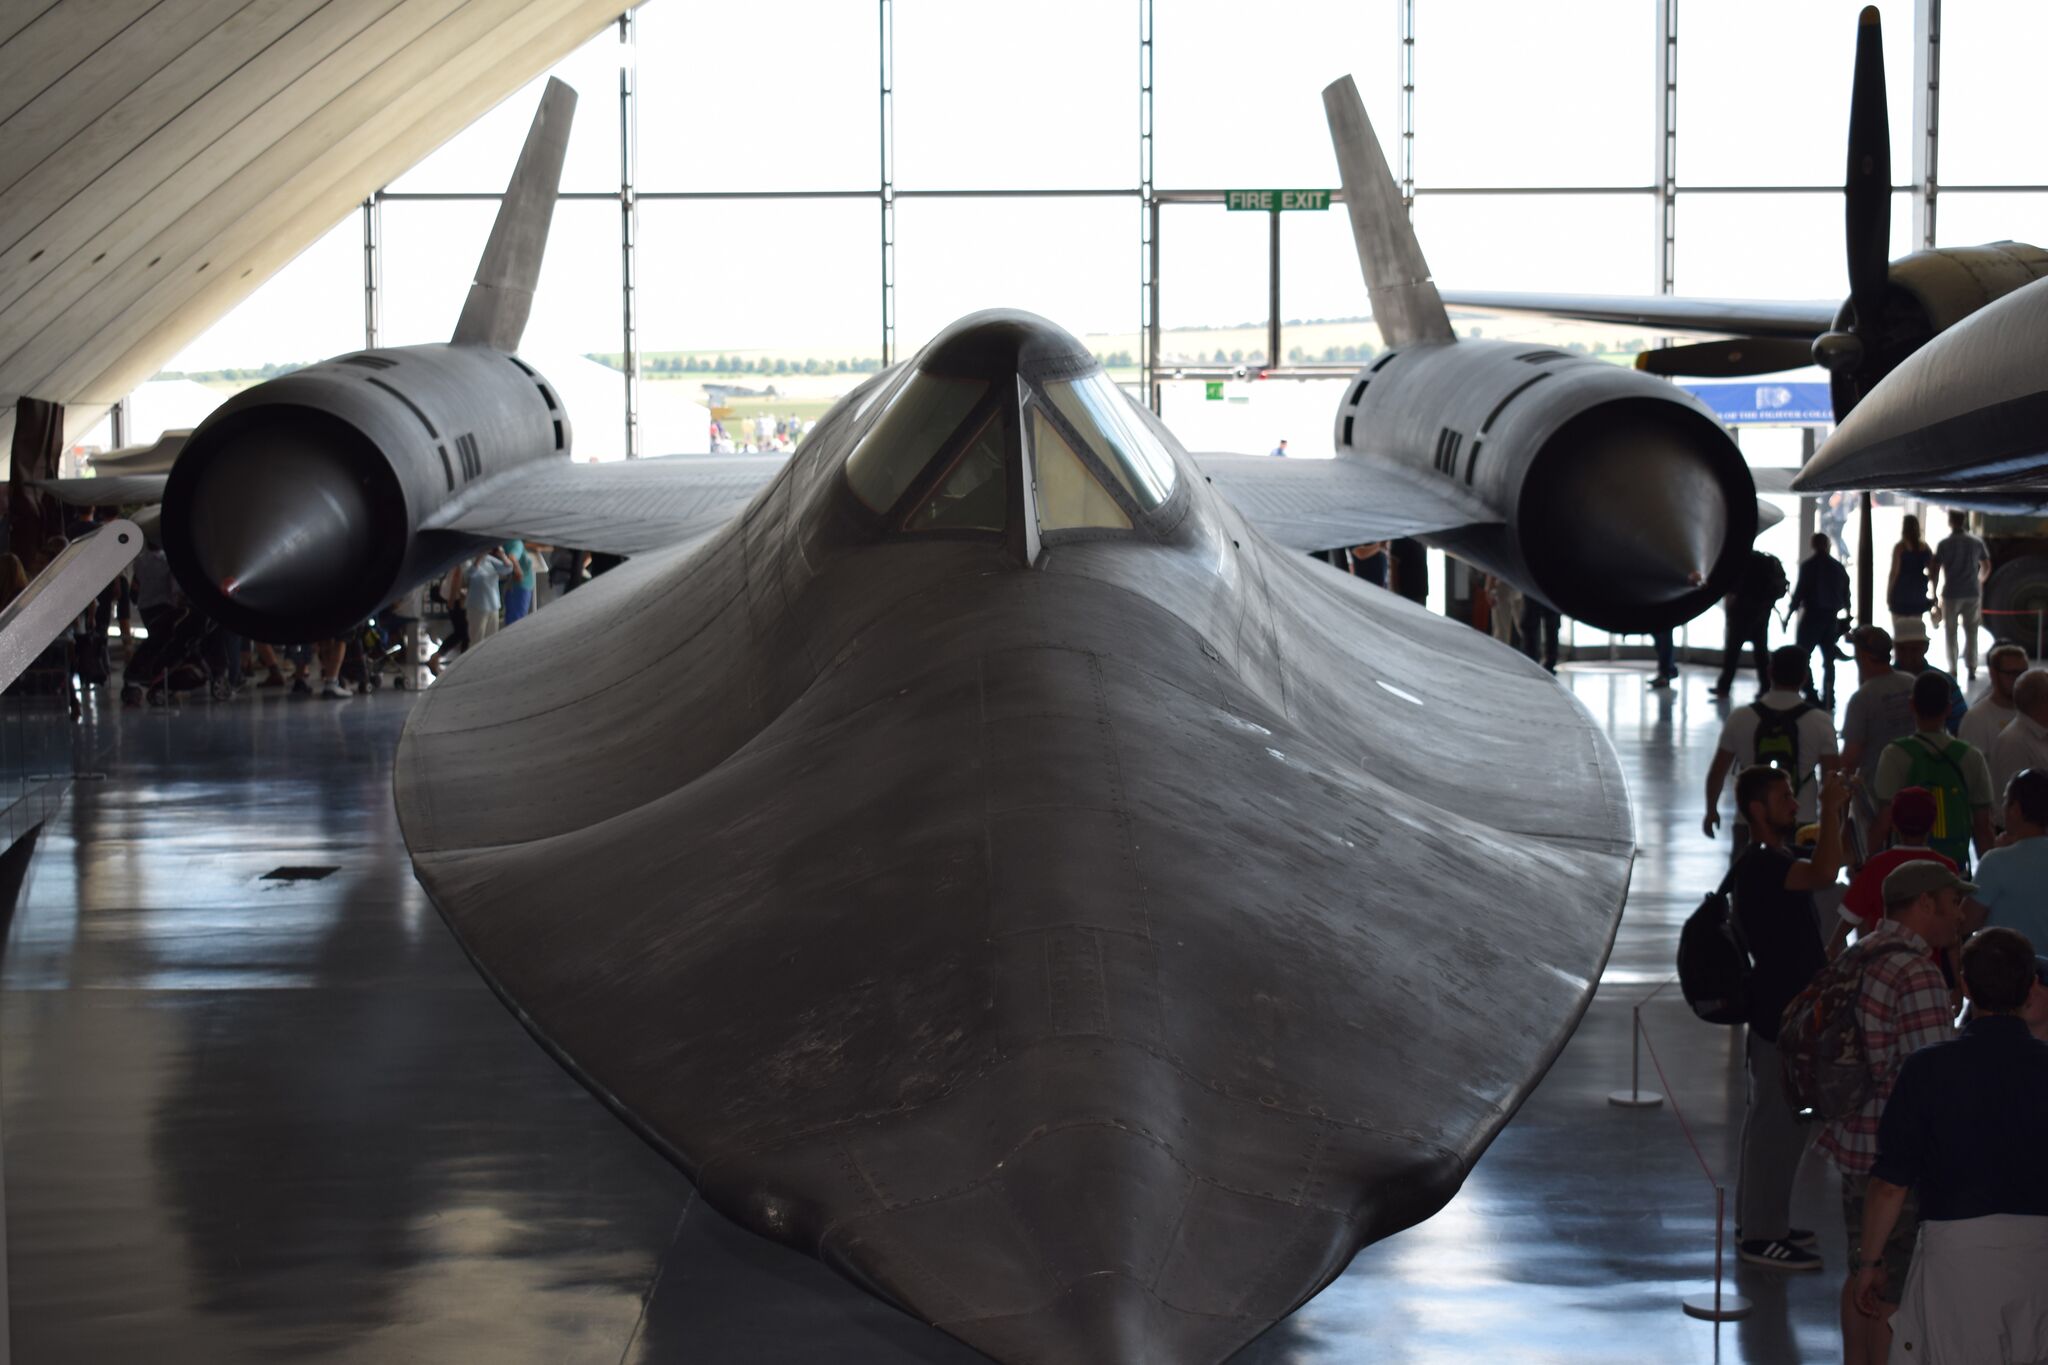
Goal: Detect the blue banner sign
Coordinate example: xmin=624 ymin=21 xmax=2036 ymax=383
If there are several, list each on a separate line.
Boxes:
xmin=1682 ymin=381 xmax=1835 ymax=426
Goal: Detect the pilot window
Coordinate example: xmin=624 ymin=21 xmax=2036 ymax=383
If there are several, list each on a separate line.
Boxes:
xmin=1042 ymin=372 xmax=1177 ymax=509
xmin=905 ymin=408 xmax=1009 ymax=533
xmin=1030 ymin=409 xmax=1130 ymax=531
xmin=843 ymin=372 xmax=988 ymax=515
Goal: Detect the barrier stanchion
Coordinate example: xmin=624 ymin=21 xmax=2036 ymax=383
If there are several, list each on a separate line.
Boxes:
xmin=1608 ymin=975 xmax=1673 ymax=1108
xmin=1679 ymin=1186 xmax=1746 ymax=1322
xmin=1636 ymin=1006 xmax=1753 ymax=1322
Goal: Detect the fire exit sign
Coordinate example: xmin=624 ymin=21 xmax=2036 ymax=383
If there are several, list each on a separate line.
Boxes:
xmin=1225 ymin=189 xmax=1333 ymax=211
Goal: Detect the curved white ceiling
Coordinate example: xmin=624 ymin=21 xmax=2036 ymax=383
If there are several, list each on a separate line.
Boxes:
xmin=0 ymin=0 xmax=625 ymax=450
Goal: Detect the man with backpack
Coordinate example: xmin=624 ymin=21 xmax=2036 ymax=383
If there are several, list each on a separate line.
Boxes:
xmin=1787 ymin=533 xmax=1852 ymax=710
xmin=1730 ymin=762 xmax=1850 ymax=1272
xmin=1704 ymin=647 xmax=1840 ymax=860
xmin=1805 ymin=861 xmax=1969 ymax=1364
xmin=1713 ymin=548 xmax=1789 ymax=698
xmin=1868 ymin=672 xmax=1995 ymax=876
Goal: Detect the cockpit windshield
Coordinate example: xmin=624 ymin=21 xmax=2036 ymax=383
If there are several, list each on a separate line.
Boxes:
xmin=844 ymin=372 xmax=987 ymax=515
xmin=835 ymin=311 xmax=1185 ymax=550
xmin=903 ymin=408 xmax=1008 ymax=532
xmin=1042 ymin=372 xmax=1177 ymax=509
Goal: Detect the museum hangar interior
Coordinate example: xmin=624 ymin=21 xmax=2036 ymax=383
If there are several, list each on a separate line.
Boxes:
xmin=2 ymin=1 xmax=2047 ymax=1362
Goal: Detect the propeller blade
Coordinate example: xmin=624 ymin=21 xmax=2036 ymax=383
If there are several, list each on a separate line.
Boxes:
xmin=1633 ymin=337 xmax=1817 ymax=378
xmin=1844 ymin=6 xmax=1891 ymax=343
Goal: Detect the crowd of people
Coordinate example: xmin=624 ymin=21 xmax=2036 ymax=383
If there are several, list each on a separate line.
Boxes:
xmin=1699 ymin=626 xmax=2048 ymax=1359
xmin=707 ymin=412 xmax=812 ymax=454
xmin=1712 ymin=510 xmax=1991 ymax=707
xmin=11 ymin=516 xmax=609 ymax=712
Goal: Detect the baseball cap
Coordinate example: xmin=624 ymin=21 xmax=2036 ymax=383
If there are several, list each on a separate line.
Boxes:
xmin=1889 ymin=786 xmax=1937 ymax=836
xmin=1882 ymin=859 xmax=1977 ymax=907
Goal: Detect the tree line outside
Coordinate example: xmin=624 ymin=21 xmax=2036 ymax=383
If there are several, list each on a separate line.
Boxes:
xmin=154 ymin=316 xmax=1648 ymax=387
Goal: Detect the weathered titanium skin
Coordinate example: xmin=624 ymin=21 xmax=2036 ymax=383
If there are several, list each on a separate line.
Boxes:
xmin=394 ymin=312 xmax=1635 ymax=1364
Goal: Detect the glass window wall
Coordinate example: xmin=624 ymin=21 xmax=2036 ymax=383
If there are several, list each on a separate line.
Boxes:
xmin=1413 ymin=192 xmax=1654 ymax=295
xmin=1938 ymin=6 xmax=2048 ymax=188
xmin=1670 ymin=192 xmax=1915 ymax=300
xmin=638 ymin=197 xmax=880 ymax=453
xmin=891 ymin=196 xmax=1127 ymax=351
xmin=1411 ymin=0 xmax=1650 ymax=189
xmin=1151 ymin=0 xmax=1399 ymax=189
xmin=1677 ymin=0 xmax=1915 ymax=188
xmin=893 ymin=0 xmax=1128 ymax=190
xmin=1156 ymin=203 xmax=1267 ymax=360
xmin=636 ymin=0 xmax=878 ymax=191
xmin=1935 ymin=193 xmax=2048 ymax=255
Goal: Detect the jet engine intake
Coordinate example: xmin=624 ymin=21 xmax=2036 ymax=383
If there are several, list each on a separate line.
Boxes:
xmin=1515 ymin=397 xmax=1755 ymax=634
xmin=161 ymin=402 xmax=412 ymax=643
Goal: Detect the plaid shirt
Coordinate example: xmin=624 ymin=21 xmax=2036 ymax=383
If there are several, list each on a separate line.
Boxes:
xmin=1817 ymin=921 xmax=1956 ymax=1175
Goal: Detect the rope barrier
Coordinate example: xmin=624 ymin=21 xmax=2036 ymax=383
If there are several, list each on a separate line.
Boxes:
xmin=1611 ymin=980 xmax=1753 ymax=1322
xmin=1637 ymin=1015 xmax=1717 ymax=1191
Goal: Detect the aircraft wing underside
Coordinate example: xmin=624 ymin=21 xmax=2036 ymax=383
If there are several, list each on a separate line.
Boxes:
xmin=1191 ymin=452 xmax=1498 ymax=549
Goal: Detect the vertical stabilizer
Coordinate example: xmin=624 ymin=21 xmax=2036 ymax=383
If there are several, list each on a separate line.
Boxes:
xmin=1322 ymin=76 xmax=1455 ymax=346
xmin=452 ymin=78 xmax=578 ymax=351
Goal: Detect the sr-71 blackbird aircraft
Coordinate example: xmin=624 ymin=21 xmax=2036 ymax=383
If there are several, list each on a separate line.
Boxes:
xmin=42 ymin=73 xmax=1773 ymax=1363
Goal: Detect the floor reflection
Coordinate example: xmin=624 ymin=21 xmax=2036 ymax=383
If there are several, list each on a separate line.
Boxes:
xmin=3 ymin=664 xmax=1845 ymax=1362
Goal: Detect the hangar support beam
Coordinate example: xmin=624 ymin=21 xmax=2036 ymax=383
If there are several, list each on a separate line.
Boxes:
xmin=619 ymin=7 xmax=641 ymax=460
xmin=879 ymin=0 xmax=897 ymax=369
xmin=1655 ymin=0 xmax=1678 ymax=297
xmin=1139 ymin=0 xmax=1157 ymax=413
xmin=1912 ymin=0 xmax=1941 ymax=250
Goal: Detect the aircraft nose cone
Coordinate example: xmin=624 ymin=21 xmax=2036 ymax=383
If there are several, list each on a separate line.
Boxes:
xmin=1796 ymin=273 xmax=2048 ymax=495
xmin=165 ymin=407 xmax=388 ymax=637
xmin=853 ymin=1124 xmax=1250 ymax=1364
xmin=797 ymin=1070 xmax=1431 ymax=1365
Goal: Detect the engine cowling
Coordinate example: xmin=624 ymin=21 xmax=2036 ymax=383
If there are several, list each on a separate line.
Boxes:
xmin=161 ymin=344 xmax=565 ymax=642
xmin=1335 ymin=340 xmax=1756 ymax=633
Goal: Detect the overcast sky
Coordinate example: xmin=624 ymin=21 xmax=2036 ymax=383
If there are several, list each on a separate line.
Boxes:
xmin=168 ymin=0 xmax=2048 ymax=372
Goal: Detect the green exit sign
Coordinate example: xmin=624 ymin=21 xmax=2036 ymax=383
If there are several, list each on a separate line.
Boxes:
xmin=1205 ymin=381 xmax=1224 ymax=400
xmin=1225 ymin=189 xmax=1333 ymax=211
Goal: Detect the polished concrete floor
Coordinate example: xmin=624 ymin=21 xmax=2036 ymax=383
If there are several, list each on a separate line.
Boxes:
xmin=1 ymin=663 xmax=1847 ymax=1363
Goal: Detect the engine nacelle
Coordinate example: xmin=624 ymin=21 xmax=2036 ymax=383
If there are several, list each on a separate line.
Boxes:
xmin=1334 ymin=340 xmax=1755 ymax=633
xmin=161 ymin=344 xmax=567 ymax=642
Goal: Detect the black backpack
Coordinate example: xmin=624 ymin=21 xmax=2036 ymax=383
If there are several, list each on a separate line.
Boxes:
xmin=1678 ymin=862 xmax=1751 ymax=1025
xmin=1751 ymin=699 xmax=1817 ymax=790
xmin=1757 ymin=551 xmax=1789 ymax=603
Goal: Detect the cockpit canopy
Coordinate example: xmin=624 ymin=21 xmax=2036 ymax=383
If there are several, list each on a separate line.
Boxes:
xmin=842 ymin=311 xmax=1180 ymax=553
